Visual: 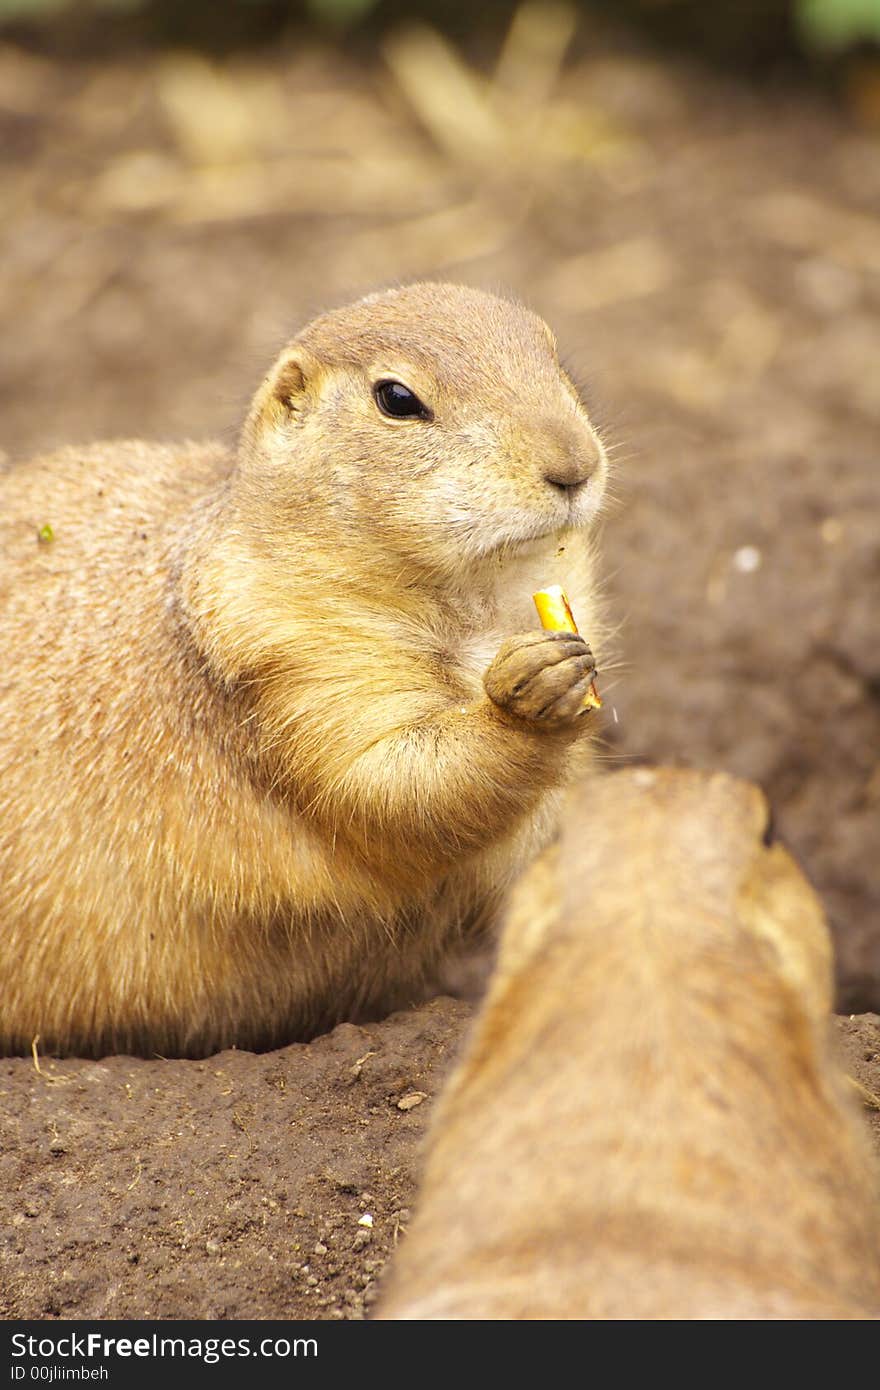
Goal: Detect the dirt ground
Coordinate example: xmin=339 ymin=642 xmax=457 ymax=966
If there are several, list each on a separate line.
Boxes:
xmin=0 ymin=1005 xmax=876 ymax=1321
xmin=1 ymin=11 xmax=879 ymax=1319
xmin=0 ymin=1004 xmax=877 ymax=1321
xmin=0 ymin=999 xmax=470 ymax=1320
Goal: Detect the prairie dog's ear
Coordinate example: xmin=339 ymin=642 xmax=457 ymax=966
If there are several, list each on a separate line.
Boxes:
xmin=240 ymin=343 xmax=321 ymax=459
xmin=270 ymin=346 xmax=318 ymax=416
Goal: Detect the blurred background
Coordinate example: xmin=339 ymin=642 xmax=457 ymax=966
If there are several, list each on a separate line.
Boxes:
xmin=1 ymin=0 xmax=879 ymax=1006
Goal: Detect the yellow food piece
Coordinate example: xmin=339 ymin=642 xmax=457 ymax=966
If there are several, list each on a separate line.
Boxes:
xmin=533 ymin=585 xmax=578 ymax=634
xmin=533 ymin=584 xmax=602 ymax=711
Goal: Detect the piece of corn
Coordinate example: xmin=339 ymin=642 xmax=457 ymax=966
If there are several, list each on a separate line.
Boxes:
xmin=533 ymin=584 xmax=602 ymax=711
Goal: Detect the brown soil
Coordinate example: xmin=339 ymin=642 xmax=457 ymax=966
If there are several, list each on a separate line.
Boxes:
xmin=1 ymin=17 xmax=879 ymax=1319
xmin=0 ymin=1007 xmax=877 ymax=1320
xmin=0 ymin=1000 xmax=470 ymax=1320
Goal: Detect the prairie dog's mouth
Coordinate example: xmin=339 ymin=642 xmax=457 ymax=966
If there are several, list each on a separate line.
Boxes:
xmin=455 ymin=486 xmax=599 ymax=564
xmin=499 ymin=489 xmax=600 ymax=550
xmin=502 ymin=530 xmax=559 ymax=553
xmin=488 ymin=529 xmax=569 ymax=568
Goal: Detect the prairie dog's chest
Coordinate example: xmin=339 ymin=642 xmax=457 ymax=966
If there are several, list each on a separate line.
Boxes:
xmin=451 ymin=539 xmax=589 ymax=694
xmin=455 ymin=628 xmax=507 ymax=693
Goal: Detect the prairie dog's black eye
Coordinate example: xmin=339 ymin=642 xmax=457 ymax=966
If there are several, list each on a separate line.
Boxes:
xmin=374 ymin=380 xmax=432 ymax=421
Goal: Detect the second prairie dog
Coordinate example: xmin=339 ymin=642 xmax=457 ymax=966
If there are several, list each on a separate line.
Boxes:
xmin=377 ymin=768 xmax=880 ymax=1321
xmin=0 ymin=282 xmax=607 ymax=1057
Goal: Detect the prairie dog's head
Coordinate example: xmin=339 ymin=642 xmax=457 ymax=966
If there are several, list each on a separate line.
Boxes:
xmin=495 ymin=769 xmax=835 ymax=1023
xmin=238 ymin=283 xmax=607 ymax=573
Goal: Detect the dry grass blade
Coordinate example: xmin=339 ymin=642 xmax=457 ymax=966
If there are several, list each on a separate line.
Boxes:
xmin=849 ymin=1075 xmax=880 ymax=1112
xmin=30 ymin=1034 xmax=70 ymax=1085
xmin=492 ymin=0 xmax=577 ymax=106
xmin=382 ymin=24 xmax=505 ymax=165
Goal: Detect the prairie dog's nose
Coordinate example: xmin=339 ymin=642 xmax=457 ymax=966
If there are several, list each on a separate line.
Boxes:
xmin=542 ymin=425 xmax=603 ymax=492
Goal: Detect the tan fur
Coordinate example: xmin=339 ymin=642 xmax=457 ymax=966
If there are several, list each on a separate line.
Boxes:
xmin=0 ymin=283 xmax=607 ymax=1057
xmin=376 ymin=768 xmax=880 ymax=1320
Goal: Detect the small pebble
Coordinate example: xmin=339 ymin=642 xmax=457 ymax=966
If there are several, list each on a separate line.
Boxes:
xmin=397 ymin=1091 xmax=427 ymax=1111
xmin=357 ymin=1213 xmax=373 ymax=1228
xmin=314 ymin=1242 xmax=328 ymax=1256
xmin=732 ymin=545 xmax=762 ymax=574
xmin=205 ymin=1239 xmax=223 ymax=1256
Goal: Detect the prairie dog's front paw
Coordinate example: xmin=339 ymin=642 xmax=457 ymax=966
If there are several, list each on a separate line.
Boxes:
xmin=483 ymin=630 xmax=597 ymax=729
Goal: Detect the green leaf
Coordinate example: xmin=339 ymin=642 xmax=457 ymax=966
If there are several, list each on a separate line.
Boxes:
xmin=304 ymin=0 xmax=379 ymax=25
xmin=797 ymin=0 xmax=880 ymax=52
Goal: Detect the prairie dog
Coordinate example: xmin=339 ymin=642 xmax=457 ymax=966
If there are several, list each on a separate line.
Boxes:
xmin=0 ymin=283 xmax=607 ymax=1057
xmin=377 ymin=768 xmax=880 ymax=1320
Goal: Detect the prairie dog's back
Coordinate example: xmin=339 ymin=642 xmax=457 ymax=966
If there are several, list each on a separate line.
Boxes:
xmin=0 ymin=439 xmax=230 ymax=690
xmin=0 ymin=441 xmax=267 ymax=1053
xmin=377 ymin=768 xmax=880 ymax=1320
